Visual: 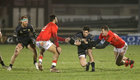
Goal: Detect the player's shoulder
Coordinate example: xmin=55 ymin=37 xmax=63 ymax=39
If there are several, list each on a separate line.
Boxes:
xmin=108 ymin=30 xmax=114 ymax=34
xmin=16 ymin=24 xmax=22 ymax=30
xmin=48 ymin=22 xmax=57 ymax=28
xmin=48 ymin=22 xmax=56 ymax=26
xmin=75 ymin=31 xmax=83 ymax=37
xmin=88 ymin=33 xmax=93 ymax=37
xmin=87 ymin=34 xmax=94 ymax=38
xmin=27 ymin=24 xmax=33 ymax=28
xmin=76 ymin=31 xmax=83 ymax=35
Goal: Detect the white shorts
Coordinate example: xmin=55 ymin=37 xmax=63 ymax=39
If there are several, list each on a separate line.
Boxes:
xmin=79 ymin=55 xmax=86 ymax=58
xmin=114 ymin=43 xmax=128 ymax=54
xmin=36 ymin=40 xmax=53 ymax=50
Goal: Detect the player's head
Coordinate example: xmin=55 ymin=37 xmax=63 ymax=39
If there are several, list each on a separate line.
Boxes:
xmin=82 ymin=25 xmax=90 ymax=37
xmin=101 ymin=25 xmax=110 ymax=36
xmin=20 ymin=16 xmax=28 ymax=27
xmin=50 ymin=15 xmax=58 ymax=24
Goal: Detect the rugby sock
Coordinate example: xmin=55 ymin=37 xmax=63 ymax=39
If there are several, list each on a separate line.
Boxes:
xmin=51 ymin=60 xmax=57 ymax=68
xmin=0 ymin=61 xmax=5 ymax=66
xmin=86 ymin=62 xmax=90 ymax=71
xmin=34 ymin=60 xmax=37 ymax=64
xmin=39 ymin=56 xmax=43 ymax=64
xmin=91 ymin=62 xmax=95 ymax=71
xmin=9 ymin=64 xmax=13 ymax=68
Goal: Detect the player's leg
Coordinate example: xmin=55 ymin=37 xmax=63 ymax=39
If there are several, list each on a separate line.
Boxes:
xmin=27 ymin=43 xmax=38 ymax=69
xmin=36 ymin=41 xmax=47 ymax=71
xmin=79 ymin=55 xmax=87 ymax=67
xmin=7 ymin=43 xmax=23 ymax=71
xmin=0 ymin=56 xmax=7 ymax=68
xmin=37 ymin=48 xmax=45 ymax=71
xmin=87 ymin=49 xmax=95 ymax=72
xmin=115 ymin=51 xmax=125 ymax=66
xmin=114 ymin=44 xmax=134 ymax=68
xmin=47 ymin=44 xmax=60 ymax=72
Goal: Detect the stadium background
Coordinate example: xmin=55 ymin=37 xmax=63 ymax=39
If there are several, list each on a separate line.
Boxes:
xmin=0 ymin=0 xmax=140 ymax=44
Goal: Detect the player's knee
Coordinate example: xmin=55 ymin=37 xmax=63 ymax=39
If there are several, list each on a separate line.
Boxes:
xmin=17 ymin=44 xmax=23 ymax=50
xmin=119 ymin=52 xmax=124 ymax=56
xmin=30 ymin=44 xmax=36 ymax=49
xmin=80 ymin=62 xmax=87 ymax=67
xmin=88 ymin=49 xmax=92 ymax=53
xmin=15 ymin=44 xmax=22 ymax=54
xmin=81 ymin=64 xmax=86 ymax=67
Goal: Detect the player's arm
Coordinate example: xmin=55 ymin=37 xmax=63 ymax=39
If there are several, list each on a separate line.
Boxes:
xmin=15 ymin=26 xmax=20 ymax=38
xmin=69 ymin=38 xmax=75 ymax=45
xmin=57 ymin=36 xmax=65 ymax=42
xmin=95 ymin=41 xmax=110 ymax=49
xmin=69 ymin=33 xmax=81 ymax=45
xmin=52 ymin=32 xmax=59 ymax=47
xmin=30 ymin=25 xmax=37 ymax=38
xmin=91 ymin=39 xmax=101 ymax=47
xmin=95 ymin=33 xmax=112 ymax=49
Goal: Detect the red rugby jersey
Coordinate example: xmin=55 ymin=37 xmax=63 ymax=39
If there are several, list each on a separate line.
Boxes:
xmin=99 ymin=30 xmax=125 ymax=48
xmin=36 ymin=22 xmax=65 ymax=47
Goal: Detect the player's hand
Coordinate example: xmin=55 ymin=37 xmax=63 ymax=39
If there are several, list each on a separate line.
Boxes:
xmin=56 ymin=47 xmax=62 ymax=54
xmin=74 ymin=40 xmax=81 ymax=46
xmin=65 ymin=37 xmax=71 ymax=43
xmin=82 ymin=39 xmax=88 ymax=44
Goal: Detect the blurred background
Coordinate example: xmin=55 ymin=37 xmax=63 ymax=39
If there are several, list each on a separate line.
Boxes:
xmin=0 ymin=0 xmax=140 ymax=44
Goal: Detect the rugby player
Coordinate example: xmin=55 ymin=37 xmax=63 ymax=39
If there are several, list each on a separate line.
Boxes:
xmin=69 ymin=26 xmax=95 ymax=72
xmin=0 ymin=31 xmax=7 ymax=68
xmin=36 ymin=15 xmax=69 ymax=72
xmin=7 ymin=16 xmax=38 ymax=71
xmin=93 ymin=25 xmax=134 ymax=68
xmin=0 ymin=56 xmax=6 ymax=68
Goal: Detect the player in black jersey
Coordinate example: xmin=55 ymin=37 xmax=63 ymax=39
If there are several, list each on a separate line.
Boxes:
xmin=7 ymin=16 xmax=38 ymax=71
xmin=0 ymin=31 xmax=7 ymax=68
xmin=68 ymin=26 xmax=95 ymax=72
xmin=0 ymin=56 xmax=7 ymax=68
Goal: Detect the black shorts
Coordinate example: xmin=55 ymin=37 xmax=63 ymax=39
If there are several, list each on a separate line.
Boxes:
xmin=78 ymin=50 xmax=87 ymax=58
xmin=18 ymin=38 xmax=33 ymax=48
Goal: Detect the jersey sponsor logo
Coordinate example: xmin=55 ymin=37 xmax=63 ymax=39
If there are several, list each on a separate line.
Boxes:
xmin=20 ymin=31 xmax=23 ymax=33
xmin=28 ymin=29 xmax=30 ymax=32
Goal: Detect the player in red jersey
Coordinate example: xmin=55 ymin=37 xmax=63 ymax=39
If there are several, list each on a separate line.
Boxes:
xmin=36 ymin=15 xmax=69 ymax=72
xmin=92 ymin=25 xmax=134 ymax=68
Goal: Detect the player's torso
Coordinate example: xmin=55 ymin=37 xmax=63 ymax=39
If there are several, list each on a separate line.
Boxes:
xmin=17 ymin=24 xmax=32 ymax=37
xmin=36 ymin=22 xmax=58 ymax=41
xmin=77 ymin=32 xmax=92 ymax=49
xmin=104 ymin=31 xmax=125 ymax=48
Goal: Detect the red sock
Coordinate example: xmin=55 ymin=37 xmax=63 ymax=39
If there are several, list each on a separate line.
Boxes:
xmin=39 ymin=56 xmax=43 ymax=63
xmin=52 ymin=60 xmax=57 ymax=66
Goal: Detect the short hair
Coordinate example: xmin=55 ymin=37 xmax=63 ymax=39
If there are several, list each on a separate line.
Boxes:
xmin=83 ymin=25 xmax=90 ymax=32
xmin=101 ymin=25 xmax=110 ymax=31
xmin=50 ymin=15 xmax=56 ymax=21
xmin=20 ymin=16 xmax=28 ymax=20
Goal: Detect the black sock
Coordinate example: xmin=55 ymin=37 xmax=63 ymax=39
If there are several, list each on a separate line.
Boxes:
xmin=86 ymin=62 xmax=90 ymax=71
xmin=91 ymin=62 xmax=95 ymax=71
xmin=9 ymin=64 xmax=13 ymax=68
xmin=51 ymin=65 xmax=56 ymax=69
xmin=0 ymin=61 xmax=5 ymax=66
xmin=34 ymin=60 xmax=37 ymax=64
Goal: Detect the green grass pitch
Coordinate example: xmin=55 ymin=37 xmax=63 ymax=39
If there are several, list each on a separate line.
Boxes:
xmin=0 ymin=44 xmax=139 ymax=80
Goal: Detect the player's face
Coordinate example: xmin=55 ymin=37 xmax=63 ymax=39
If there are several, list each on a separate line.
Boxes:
xmin=83 ymin=30 xmax=89 ymax=37
xmin=21 ymin=18 xmax=28 ymax=27
xmin=101 ymin=29 xmax=108 ymax=36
